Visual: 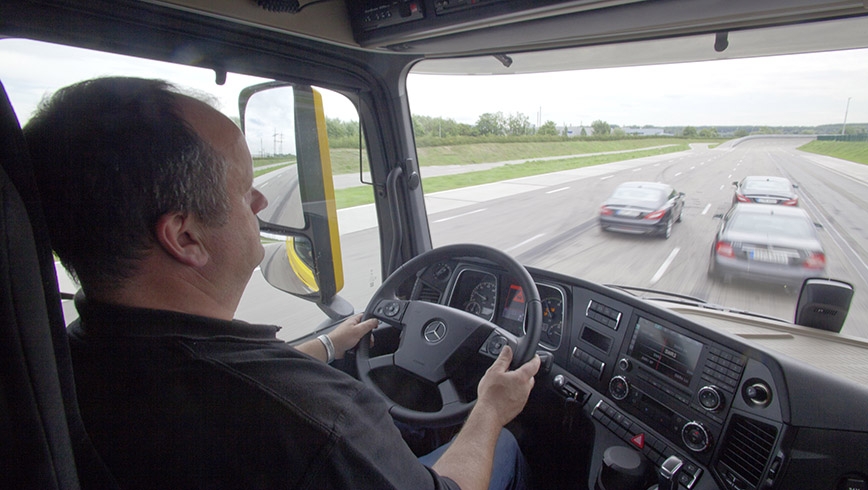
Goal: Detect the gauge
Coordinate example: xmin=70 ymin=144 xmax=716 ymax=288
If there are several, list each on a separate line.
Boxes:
xmin=466 ymin=281 xmax=497 ymax=321
xmin=540 ymin=294 xmax=564 ymax=348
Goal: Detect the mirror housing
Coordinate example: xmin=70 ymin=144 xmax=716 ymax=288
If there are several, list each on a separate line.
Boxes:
xmin=795 ymin=278 xmax=853 ymax=333
xmin=241 ymin=83 xmax=346 ymax=317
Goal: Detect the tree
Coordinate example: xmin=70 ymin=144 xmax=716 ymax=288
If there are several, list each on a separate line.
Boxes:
xmin=699 ymin=128 xmax=719 ymax=138
xmin=591 ymin=120 xmax=611 ymax=135
xmin=734 ymin=128 xmax=749 ymax=138
xmin=506 ymin=112 xmax=532 ymax=136
xmin=538 ymin=120 xmax=559 ymax=136
xmin=475 ymin=112 xmax=506 ymax=136
xmin=580 ymin=127 xmax=587 ymax=137
xmin=682 ymin=126 xmax=698 ymax=137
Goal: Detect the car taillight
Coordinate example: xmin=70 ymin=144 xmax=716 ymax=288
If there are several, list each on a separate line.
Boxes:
xmin=600 ymin=206 xmax=614 ymax=216
xmin=735 ymin=193 xmax=750 ymax=203
xmin=782 ymin=197 xmax=799 ymax=206
xmin=644 ymin=209 xmax=666 ymax=220
xmin=804 ymin=252 xmax=826 ymax=269
xmin=715 ymin=242 xmax=735 ymax=258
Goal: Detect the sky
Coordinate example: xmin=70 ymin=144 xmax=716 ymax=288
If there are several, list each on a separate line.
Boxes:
xmin=1 ymin=38 xmax=866 ymax=136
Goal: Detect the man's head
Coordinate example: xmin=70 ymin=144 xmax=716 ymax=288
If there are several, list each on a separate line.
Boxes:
xmin=24 ymin=77 xmax=267 ymax=312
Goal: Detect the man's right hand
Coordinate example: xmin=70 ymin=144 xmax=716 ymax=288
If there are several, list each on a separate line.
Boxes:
xmin=475 ymin=345 xmax=541 ymax=427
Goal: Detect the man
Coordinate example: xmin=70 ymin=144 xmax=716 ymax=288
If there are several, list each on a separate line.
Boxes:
xmin=24 ymin=77 xmax=540 ymax=489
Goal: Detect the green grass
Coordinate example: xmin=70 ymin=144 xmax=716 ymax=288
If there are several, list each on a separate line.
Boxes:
xmin=333 ymin=144 xmax=689 ymax=208
xmin=326 ymin=137 xmax=691 ymax=175
xmin=798 ymin=141 xmax=868 ymax=165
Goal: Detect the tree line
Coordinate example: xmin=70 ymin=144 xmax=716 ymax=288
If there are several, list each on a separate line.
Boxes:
xmin=325 ymin=112 xmax=867 ymax=147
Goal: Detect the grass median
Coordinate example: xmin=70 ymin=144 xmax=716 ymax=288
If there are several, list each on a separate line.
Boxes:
xmin=332 ymin=144 xmax=690 ymax=209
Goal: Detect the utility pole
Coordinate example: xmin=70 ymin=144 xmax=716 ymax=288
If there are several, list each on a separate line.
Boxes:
xmin=841 ymin=97 xmax=852 ymax=135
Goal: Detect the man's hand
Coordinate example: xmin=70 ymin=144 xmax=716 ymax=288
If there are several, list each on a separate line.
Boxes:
xmin=294 ymin=313 xmax=377 ymax=363
xmin=475 ymin=346 xmax=541 ymax=427
xmin=328 ymin=314 xmax=378 ymax=359
xmin=432 ymin=346 xmax=540 ymax=490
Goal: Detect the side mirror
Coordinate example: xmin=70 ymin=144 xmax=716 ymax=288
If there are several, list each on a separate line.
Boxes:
xmin=241 ymin=82 xmax=350 ymax=319
xmin=794 ymin=278 xmax=853 ymax=333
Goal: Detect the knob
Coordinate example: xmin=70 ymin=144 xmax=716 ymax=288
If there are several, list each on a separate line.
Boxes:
xmin=618 ymin=358 xmax=632 ymax=371
xmin=553 ymin=374 xmax=566 ymax=389
xmin=609 ymin=376 xmax=630 ymax=400
xmin=596 ymin=446 xmax=648 ymax=490
xmin=682 ymin=421 xmax=711 ymax=452
xmin=744 ymin=381 xmax=772 ymax=407
xmin=698 ymin=385 xmax=724 ymax=411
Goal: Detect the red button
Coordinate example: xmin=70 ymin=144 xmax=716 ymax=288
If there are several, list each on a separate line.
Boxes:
xmin=630 ymin=433 xmax=645 ymax=449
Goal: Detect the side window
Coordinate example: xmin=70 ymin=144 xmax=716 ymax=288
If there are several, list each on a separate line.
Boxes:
xmin=0 ymin=39 xmax=380 ymax=341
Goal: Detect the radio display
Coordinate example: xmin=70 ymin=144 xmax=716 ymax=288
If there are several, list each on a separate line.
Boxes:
xmin=627 ymin=316 xmax=703 ymax=387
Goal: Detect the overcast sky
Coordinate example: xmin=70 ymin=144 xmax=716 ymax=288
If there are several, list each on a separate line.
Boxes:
xmin=2 ymin=38 xmax=865 ymax=132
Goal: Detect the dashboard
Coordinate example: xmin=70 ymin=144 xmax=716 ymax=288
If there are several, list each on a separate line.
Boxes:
xmin=411 ymin=258 xmax=868 ymax=490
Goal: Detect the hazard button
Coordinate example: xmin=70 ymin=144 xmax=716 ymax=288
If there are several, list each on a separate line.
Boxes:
xmin=630 ymin=433 xmax=645 ymax=449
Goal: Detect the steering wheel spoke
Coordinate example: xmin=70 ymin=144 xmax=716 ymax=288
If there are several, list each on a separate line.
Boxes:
xmin=438 ymin=379 xmax=461 ymax=407
xmin=366 ymin=353 xmax=395 ymax=371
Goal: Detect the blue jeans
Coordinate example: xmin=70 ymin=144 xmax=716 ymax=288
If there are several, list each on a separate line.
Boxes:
xmin=418 ymin=428 xmax=531 ymax=490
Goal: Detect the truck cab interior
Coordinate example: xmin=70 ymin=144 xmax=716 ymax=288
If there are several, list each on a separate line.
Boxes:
xmin=2 ymin=1 xmax=868 ymax=489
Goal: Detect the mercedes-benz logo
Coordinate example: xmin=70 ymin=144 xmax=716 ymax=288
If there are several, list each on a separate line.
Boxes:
xmin=423 ymin=320 xmax=447 ymax=344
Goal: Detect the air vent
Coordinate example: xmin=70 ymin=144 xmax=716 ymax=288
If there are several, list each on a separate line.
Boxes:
xmin=717 ymin=414 xmax=778 ymax=489
xmin=418 ymin=284 xmax=441 ymax=303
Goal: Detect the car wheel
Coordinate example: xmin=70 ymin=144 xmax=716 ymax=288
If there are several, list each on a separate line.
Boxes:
xmin=662 ymin=217 xmax=673 ymax=239
xmin=707 ymin=256 xmax=718 ymax=280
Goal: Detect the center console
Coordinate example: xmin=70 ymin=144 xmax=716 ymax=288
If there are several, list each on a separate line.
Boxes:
xmin=551 ymin=287 xmax=782 ymax=490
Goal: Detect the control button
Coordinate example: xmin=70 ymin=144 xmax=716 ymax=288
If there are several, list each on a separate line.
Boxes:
xmin=698 ymin=385 xmax=724 ymax=411
xmin=682 ymin=422 xmax=711 ymax=453
xmin=383 ymin=301 xmax=401 ymax=317
xmin=630 ymin=433 xmax=645 ymax=449
xmin=609 ymin=376 xmax=630 ymax=400
xmin=840 ymin=477 xmax=867 ymax=490
xmin=618 ymin=358 xmax=632 ymax=371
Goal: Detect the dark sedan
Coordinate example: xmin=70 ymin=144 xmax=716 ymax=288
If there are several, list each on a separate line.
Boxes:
xmin=732 ymin=175 xmax=799 ymax=206
xmin=708 ymin=203 xmax=825 ymax=287
xmin=599 ymin=181 xmax=685 ymax=239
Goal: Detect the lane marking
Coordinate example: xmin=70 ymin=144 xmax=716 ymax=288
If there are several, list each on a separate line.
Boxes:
xmin=506 ymin=233 xmax=546 ymax=253
xmin=632 ymin=167 xmax=643 ymax=172
xmin=434 ymin=208 xmax=486 ymax=223
xmin=675 ymin=172 xmax=683 ymax=177
xmin=650 ymin=247 xmax=680 ymax=285
xmin=702 ymin=203 xmax=711 ymax=215
xmin=600 ymin=175 xmax=614 ymax=180
xmin=546 ymin=186 xmax=570 ymax=194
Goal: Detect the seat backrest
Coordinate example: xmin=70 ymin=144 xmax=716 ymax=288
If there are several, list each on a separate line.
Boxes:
xmin=0 ymin=81 xmax=117 ymax=489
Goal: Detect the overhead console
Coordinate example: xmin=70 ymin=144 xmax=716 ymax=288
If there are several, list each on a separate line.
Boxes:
xmin=348 ymin=0 xmax=645 ymax=47
xmin=346 ymin=0 xmax=868 ymax=55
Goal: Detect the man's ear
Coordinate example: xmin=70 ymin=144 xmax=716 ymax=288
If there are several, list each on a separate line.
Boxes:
xmin=155 ymin=212 xmax=210 ymax=267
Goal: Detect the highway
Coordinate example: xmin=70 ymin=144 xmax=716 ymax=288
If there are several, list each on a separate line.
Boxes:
xmin=56 ymin=138 xmax=868 ymax=342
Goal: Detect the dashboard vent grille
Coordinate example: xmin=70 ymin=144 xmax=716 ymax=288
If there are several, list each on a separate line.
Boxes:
xmin=717 ymin=414 xmax=778 ymax=489
xmin=418 ymin=284 xmax=441 ymax=303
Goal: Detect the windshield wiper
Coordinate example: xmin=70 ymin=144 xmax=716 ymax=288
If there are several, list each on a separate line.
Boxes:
xmin=604 ymin=284 xmax=787 ymax=323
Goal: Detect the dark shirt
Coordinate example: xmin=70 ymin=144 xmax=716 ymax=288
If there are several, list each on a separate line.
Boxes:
xmin=68 ymin=296 xmax=459 ymax=490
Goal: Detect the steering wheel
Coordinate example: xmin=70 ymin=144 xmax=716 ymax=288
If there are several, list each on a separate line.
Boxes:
xmin=357 ymin=243 xmax=541 ymax=427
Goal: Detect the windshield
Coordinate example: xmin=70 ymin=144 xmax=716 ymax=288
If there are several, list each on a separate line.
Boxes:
xmin=727 ymin=212 xmax=816 ymax=239
xmin=407 ymin=48 xmax=868 ymax=339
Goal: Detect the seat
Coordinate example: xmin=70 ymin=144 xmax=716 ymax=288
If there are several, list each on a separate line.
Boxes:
xmin=0 ymin=81 xmax=117 ymax=489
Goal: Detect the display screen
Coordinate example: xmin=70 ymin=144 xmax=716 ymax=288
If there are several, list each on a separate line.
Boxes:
xmin=627 ymin=316 xmax=703 ymax=387
xmin=501 ymin=283 xmax=526 ymax=322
